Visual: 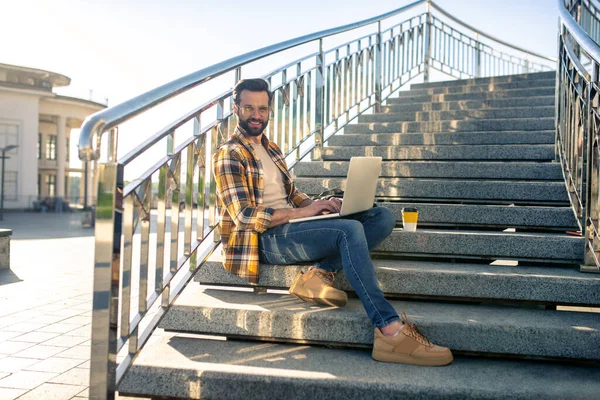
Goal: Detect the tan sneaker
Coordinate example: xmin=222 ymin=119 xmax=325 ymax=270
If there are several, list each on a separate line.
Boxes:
xmin=372 ymin=313 xmax=453 ymax=366
xmin=289 ymin=268 xmax=348 ymax=307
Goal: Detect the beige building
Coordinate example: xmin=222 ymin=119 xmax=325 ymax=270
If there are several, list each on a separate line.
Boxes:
xmin=0 ymin=63 xmax=106 ymax=210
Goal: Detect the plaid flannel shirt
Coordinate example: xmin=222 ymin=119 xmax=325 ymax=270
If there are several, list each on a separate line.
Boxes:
xmin=213 ymin=127 xmax=311 ymax=283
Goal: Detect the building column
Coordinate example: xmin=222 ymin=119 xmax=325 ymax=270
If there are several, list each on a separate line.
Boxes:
xmin=56 ymin=115 xmax=66 ymax=198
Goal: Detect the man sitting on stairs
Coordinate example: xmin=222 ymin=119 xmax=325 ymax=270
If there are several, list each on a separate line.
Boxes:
xmin=213 ymin=78 xmax=453 ymax=367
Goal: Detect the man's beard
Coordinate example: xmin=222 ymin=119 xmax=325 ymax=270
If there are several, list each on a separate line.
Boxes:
xmin=238 ymin=116 xmax=269 ymax=137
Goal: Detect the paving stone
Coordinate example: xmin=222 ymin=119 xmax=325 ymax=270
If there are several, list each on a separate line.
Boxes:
xmin=0 ymin=387 xmax=27 ymax=400
xmin=55 ymin=346 xmax=90 ymax=360
xmin=0 ymin=342 xmax=35 ymax=356
xmin=49 ymin=367 xmax=89 ymax=386
xmin=35 ymin=324 xmax=83 ymax=334
xmin=14 ymin=383 xmax=84 ymax=400
xmin=0 ymin=357 xmax=40 ymax=373
xmin=0 ymin=370 xmax=57 ymax=389
xmin=12 ymin=345 xmax=69 ymax=360
xmin=42 ymin=336 xmax=89 ymax=348
xmin=10 ymin=332 xmax=60 ymax=344
xmin=24 ymin=357 xmax=84 ymax=374
xmin=1 ymin=322 xmax=46 ymax=334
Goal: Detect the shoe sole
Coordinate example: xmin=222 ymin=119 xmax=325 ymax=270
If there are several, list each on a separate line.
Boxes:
xmin=372 ymin=349 xmax=454 ymax=366
xmin=292 ymin=292 xmax=348 ymax=307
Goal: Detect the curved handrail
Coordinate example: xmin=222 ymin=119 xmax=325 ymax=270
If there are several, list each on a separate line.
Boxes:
xmin=77 ymin=0 xmax=425 ymax=161
xmin=78 ymin=0 xmax=556 ymax=162
xmin=558 ymin=0 xmax=600 ymax=60
xmin=430 ymin=1 xmax=556 ymax=62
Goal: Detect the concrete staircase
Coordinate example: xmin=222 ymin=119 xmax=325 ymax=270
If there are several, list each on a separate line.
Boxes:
xmin=118 ymin=71 xmax=600 ymax=399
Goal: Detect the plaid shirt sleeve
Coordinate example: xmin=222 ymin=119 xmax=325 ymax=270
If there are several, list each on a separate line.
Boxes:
xmin=214 ymin=147 xmax=274 ymax=233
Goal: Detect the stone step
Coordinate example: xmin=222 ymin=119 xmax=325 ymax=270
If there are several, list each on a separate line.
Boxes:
xmin=119 ymin=335 xmax=600 ymax=400
xmin=375 ymin=229 xmax=583 ymax=263
xmin=159 ymin=286 xmax=599 ymax=360
xmin=359 ymin=107 xmax=555 ymax=123
xmin=295 ymin=178 xmax=568 ymax=203
xmin=326 ymin=131 xmax=555 ymax=146
xmin=344 ymin=118 xmax=554 ymax=134
xmin=195 ymin=260 xmax=599 ymax=305
xmin=411 ymin=71 xmax=556 ymax=89
xmin=382 ymin=96 xmax=555 ymax=112
xmin=320 ymin=144 xmax=554 ymax=161
xmin=293 ymin=161 xmax=562 ymax=180
xmin=398 ymin=79 xmax=555 ymax=97
xmin=385 ymin=87 xmax=555 ymax=104
xmin=381 ymin=202 xmax=576 ymax=229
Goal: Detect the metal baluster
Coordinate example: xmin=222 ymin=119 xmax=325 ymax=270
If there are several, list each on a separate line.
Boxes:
xmin=155 ymin=161 xmax=168 ymax=295
xmin=184 ymin=143 xmax=195 ymax=256
xmin=314 ymin=38 xmax=325 ymax=161
xmin=282 ymin=70 xmax=289 ymax=153
xmin=374 ymin=21 xmax=382 ymax=112
xmin=89 ymin=159 xmax=123 ymax=400
xmin=210 ymin=101 xmax=223 ymax=241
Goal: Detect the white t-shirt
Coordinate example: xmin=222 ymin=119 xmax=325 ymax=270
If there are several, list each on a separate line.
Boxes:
xmin=253 ymin=144 xmax=292 ymax=209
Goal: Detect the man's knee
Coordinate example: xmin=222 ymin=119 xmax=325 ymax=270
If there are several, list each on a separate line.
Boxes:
xmin=371 ymin=206 xmax=396 ymax=233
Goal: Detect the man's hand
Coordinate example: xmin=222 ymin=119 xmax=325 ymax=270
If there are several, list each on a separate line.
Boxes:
xmin=268 ymin=198 xmax=342 ymax=228
xmin=303 ymin=199 xmax=341 ymax=216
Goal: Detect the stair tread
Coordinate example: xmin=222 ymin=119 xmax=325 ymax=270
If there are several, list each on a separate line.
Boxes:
xmin=195 ymin=260 xmax=599 ymax=304
xmin=294 ymin=161 xmax=562 ymax=180
xmin=119 ymin=334 xmax=600 ymax=400
xmin=160 ymin=286 xmax=600 ymax=359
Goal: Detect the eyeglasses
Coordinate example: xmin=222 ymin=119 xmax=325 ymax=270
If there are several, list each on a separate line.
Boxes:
xmin=237 ymin=104 xmax=270 ymax=117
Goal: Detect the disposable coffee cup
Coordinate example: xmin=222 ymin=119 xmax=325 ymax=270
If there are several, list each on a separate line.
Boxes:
xmin=401 ymin=207 xmax=419 ymax=232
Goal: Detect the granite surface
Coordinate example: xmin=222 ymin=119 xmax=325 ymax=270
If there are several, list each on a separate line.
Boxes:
xmin=398 ymin=79 xmax=555 ymax=97
xmin=344 ymin=118 xmax=555 ymax=133
xmin=159 ymin=286 xmax=600 ymax=359
xmin=410 ymin=70 xmax=554 ymax=89
xmin=294 ymin=160 xmax=562 ymax=179
xmin=118 ymin=334 xmax=600 ymax=399
xmin=382 ymin=96 xmax=555 ymax=112
xmin=320 ymin=144 xmax=555 ymax=160
xmin=327 ymin=131 xmax=555 ymax=146
xmin=385 ymin=87 xmax=555 ymax=104
xmin=194 ymin=259 xmax=600 ymax=304
xmin=359 ymin=106 xmax=554 ymax=123
xmin=294 ymin=177 xmax=568 ymax=203
xmin=0 ymin=234 xmax=11 ymax=269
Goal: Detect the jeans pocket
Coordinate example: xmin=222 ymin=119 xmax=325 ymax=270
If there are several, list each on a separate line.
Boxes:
xmin=259 ymin=249 xmax=291 ymax=265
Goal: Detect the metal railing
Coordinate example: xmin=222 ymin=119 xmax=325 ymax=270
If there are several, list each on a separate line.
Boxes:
xmin=557 ymin=0 xmax=600 ymax=273
xmin=568 ymin=0 xmax=600 ymax=45
xmin=78 ymin=1 xmax=555 ymax=398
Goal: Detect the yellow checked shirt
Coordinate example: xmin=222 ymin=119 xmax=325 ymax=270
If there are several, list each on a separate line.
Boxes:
xmin=213 ymin=127 xmax=311 ymax=283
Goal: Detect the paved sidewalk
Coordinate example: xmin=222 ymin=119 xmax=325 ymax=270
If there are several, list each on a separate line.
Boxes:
xmin=0 ymin=212 xmax=139 ymax=400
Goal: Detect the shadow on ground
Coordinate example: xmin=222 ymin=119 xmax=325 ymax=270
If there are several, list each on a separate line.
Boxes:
xmin=0 ymin=268 xmax=22 ymax=285
xmin=0 ymin=211 xmax=95 ymax=240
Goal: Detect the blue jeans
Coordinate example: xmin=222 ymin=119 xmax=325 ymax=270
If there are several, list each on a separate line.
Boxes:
xmin=259 ymin=206 xmax=399 ymax=328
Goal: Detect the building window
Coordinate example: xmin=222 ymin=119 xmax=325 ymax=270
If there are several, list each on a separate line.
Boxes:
xmin=46 ymin=174 xmax=56 ymax=197
xmin=38 ymin=134 xmax=42 ymax=160
xmin=38 ymin=174 xmax=41 ymax=197
xmin=46 ymin=135 xmax=56 ymax=160
xmin=0 ymin=123 xmax=19 ymax=154
xmin=4 ymin=171 xmax=17 ymax=201
xmin=66 ymin=138 xmax=70 ymax=162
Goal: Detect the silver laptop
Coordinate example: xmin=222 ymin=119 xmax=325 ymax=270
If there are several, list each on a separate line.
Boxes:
xmin=289 ymin=156 xmax=382 ymax=223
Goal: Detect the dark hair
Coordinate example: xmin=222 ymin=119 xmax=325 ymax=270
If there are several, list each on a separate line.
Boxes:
xmin=232 ymin=78 xmax=273 ymax=106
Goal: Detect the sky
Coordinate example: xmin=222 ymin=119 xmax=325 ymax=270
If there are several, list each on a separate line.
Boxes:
xmin=1 ymin=0 xmax=560 ymax=175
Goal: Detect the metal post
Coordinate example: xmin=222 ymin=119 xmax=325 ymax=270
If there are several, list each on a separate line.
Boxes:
xmin=84 ymin=160 xmax=88 ymax=210
xmin=423 ymin=0 xmax=432 ymax=82
xmin=475 ymin=33 xmax=482 ymax=78
xmin=313 ymin=38 xmax=325 ymax=161
xmin=0 ymin=149 xmax=5 ymax=221
xmin=374 ymin=21 xmax=382 ymax=112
